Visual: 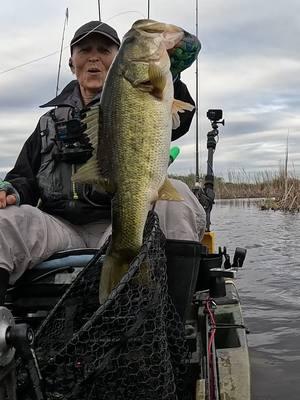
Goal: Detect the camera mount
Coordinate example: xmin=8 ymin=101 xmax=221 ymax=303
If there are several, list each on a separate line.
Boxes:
xmin=195 ymin=109 xmax=225 ymax=232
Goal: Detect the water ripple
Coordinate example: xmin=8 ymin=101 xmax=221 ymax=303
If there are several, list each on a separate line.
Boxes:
xmin=211 ymin=199 xmax=300 ymax=393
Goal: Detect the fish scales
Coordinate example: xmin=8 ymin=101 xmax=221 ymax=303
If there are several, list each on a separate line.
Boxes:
xmin=101 ymin=67 xmax=173 ymax=254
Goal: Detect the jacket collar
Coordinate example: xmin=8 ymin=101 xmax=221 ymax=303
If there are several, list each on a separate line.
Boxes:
xmin=40 ymin=80 xmax=102 ymax=109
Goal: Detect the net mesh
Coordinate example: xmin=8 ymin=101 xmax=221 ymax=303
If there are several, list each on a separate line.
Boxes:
xmin=17 ymin=211 xmax=192 ymax=400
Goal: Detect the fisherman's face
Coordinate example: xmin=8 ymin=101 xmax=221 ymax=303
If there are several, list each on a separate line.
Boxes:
xmin=71 ymin=33 xmax=118 ymax=99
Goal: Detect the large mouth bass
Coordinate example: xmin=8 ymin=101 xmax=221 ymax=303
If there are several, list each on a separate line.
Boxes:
xmin=72 ymin=19 xmax=194 ymax=303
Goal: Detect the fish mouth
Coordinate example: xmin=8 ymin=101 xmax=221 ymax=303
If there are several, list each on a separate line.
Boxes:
xmin=132 ymin=19 xmax=183 ymax=34
xmin=129 ymin=19 xmax=184 ymax=51
xmin=130 ymin=54 xmax=161 ymax=63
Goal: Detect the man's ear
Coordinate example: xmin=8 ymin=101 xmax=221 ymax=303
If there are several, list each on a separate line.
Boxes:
xmin=69 ymin=57 xmax=75 ymax=73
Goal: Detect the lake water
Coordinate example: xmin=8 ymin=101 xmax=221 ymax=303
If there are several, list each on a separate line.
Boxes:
xmin=212 ymin=199 xmax=300 ymax=400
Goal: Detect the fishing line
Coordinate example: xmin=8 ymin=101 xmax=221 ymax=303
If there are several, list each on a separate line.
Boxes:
xmin=0 ymin=51 xmax=60 ymax=75
xmin=107 ymin=10 xmax=146 ymax=22
xmin=205 ymin=298 xmax=217 ymax=400
xmin=0 ymin=10 xmax=145 ymax=76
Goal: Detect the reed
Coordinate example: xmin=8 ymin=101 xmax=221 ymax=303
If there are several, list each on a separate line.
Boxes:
xmin=260 ymin=168 xmax=300 ymax=212
xmin=170 ymin=133 xmax=299 ymax=211
xmin=169 ymin=169 xmax=300 ymax=212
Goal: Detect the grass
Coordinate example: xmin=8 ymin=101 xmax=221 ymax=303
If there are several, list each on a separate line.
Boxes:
xmin=169 ymin=169 xmax=300 ymax=212
xmin=170 ymin=132 xmax=300 ymax=212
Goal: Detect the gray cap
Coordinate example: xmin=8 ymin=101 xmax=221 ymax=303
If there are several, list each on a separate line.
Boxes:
xmin=70 ymin=21 xmax=120 ymax=50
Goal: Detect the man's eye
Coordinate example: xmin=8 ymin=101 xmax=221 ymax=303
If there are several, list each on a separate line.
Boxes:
xmin=99 ymin=48 xmax=110 ymax=54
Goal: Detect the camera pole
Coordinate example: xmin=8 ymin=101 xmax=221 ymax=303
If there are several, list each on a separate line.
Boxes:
xmin=204 ymin=115 xmax=224 ymax=231
xmin=197 ymin=110 xmax=224 ymax=253
xmin=196 ymin=110 xmax=224 ymax=233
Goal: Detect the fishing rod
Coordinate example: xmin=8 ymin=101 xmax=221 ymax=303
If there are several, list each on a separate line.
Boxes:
xmin=55 ymin=8 xmax=69 ymax=97
xmin=195 ymin=0 xmax=200 ymax=184
xmin=97 ymin=0 xmax=102 ymax=21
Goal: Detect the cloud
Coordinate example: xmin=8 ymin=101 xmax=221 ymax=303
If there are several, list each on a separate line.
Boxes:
xmin=0 ymin=0 xmax=300 ymax=179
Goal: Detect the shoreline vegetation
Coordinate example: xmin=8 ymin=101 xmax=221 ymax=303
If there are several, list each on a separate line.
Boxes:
xmin=169 ymin=170 xmax=300 ymax=212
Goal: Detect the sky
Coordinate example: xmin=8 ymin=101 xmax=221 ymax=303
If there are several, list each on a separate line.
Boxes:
xmin=0 ymin=0 xmax=299 ymax=180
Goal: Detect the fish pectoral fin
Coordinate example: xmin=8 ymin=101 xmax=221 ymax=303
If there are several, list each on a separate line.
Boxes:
xmin=158 ymin=178 xmax=184 ymax=201
xmin=149 ymin=62 xmax=166 ymax=99
xmin=172 ymin=99 xmax=195 ymax=129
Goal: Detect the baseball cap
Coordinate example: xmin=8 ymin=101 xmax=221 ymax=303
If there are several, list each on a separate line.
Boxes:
xmin=70 ymin=21 xmax=121 ymax=50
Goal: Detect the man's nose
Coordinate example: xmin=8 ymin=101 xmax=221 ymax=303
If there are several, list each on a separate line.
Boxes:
xmin=88 ymin=49 xmax=102 ymax=62
xmin=89 ymin=55 xmax=100 ymax=62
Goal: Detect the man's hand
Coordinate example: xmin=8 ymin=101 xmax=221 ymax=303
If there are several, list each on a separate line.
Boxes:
xmin=0 ymin=191 xmax=17 ymax=208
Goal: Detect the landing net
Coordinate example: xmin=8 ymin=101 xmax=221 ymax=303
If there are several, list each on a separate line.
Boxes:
xmin=18 ymin=212 xmax=191 ymax=400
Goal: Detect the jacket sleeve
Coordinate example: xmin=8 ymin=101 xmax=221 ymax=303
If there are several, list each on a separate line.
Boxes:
xmin=5 ymin=124 xmax=42 ymax=206
xmin=171 ymin=78 xmax=196 ymax=141
xmin=169 ymin=31 xmax=200 ymax=141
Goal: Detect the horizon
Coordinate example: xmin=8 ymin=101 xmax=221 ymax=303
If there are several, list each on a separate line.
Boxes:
xmin=0 ymin=0 xmax=299 ymax=178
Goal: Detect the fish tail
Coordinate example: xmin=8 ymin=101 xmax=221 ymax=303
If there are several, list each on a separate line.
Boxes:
xmin=137 ymin=260 xmax=151 ymax=286
xmin=99 ymin=252 xmax=152 ymax=303
xmin=99 ymin=253 xmax=130 ymax=304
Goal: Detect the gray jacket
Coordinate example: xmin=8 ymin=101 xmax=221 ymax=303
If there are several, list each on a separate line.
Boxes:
xmin=6 ymin=81 xmax=112 ymax=224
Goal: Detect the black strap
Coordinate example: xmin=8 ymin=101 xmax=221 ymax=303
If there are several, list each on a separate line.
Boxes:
xmin=0 ymin=268 xmax=9 ymax=306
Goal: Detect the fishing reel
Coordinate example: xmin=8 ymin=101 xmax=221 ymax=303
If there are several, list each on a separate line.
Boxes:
xmin=0 ymin=307 xmax=35 ymax=367
xmin=54 ymin=111 xmax=93 ymax=164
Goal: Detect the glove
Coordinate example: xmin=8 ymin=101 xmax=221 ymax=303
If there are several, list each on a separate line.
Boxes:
xmin=168 ymin=31 xmax=201 ymax=78
xmin=0 ymin=180 xmax=20 ymax=206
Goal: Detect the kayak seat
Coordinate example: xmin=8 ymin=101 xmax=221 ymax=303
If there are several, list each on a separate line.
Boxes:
xmin=8 ymin=240 xmax=208 ymax=323
xmin=7 ymin=249 xmax=101 ymax=310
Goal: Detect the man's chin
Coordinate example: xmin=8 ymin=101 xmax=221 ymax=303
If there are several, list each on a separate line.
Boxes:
xmin=85 ymin=80 xmax=103 ymax=92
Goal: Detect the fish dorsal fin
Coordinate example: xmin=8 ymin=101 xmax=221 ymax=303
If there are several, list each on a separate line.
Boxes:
xmin=149 ymin=62 xmax=166 ymax=99
xmin=82 ymin=105 xmax=100 ymax=150
xmin=172 ymin=99 xmax=195 ymax=129
xmin=71 ymin=105 xmax=113 ymax=193
xmin=71 ymin=156 xmax=111 ymax=191
xmin=158 ymin=178 xmax=183 ymax=201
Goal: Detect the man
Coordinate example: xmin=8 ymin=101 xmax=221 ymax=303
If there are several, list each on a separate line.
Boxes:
xmin=0 ymin=21 xmax=206 ymax=304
